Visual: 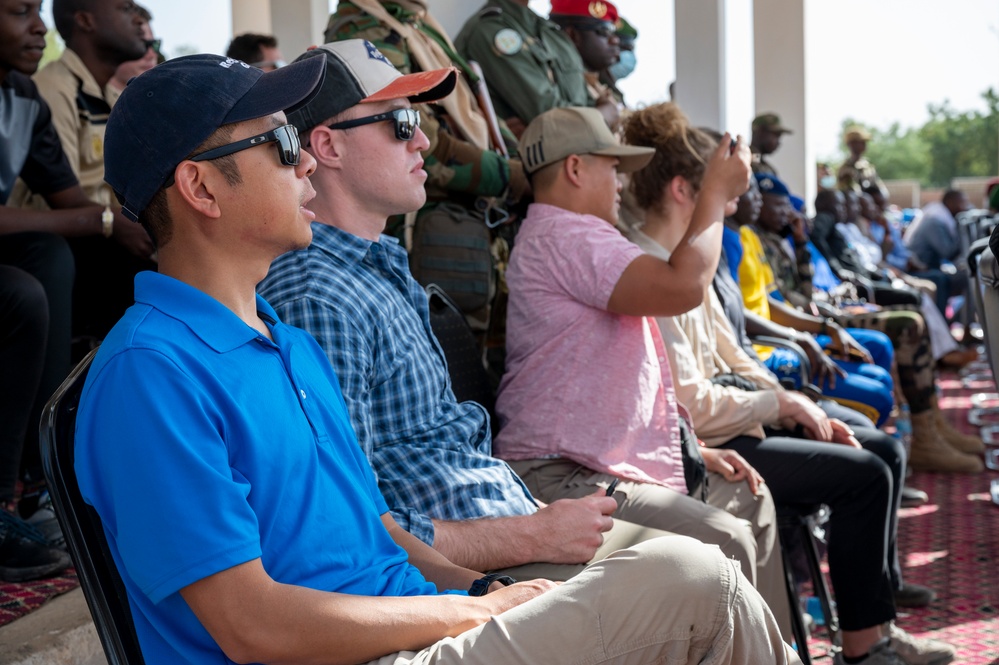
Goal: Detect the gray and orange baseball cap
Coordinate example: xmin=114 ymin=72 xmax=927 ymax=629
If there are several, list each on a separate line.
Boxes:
xmin=286 ymin=39 xmax=457 ymax=134
xmin=518 ymin=106 xmax=654 ymax=176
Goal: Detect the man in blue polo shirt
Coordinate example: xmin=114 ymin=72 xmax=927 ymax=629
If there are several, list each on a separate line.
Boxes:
xmin=75 ymin=50 xmax=796 ymax=664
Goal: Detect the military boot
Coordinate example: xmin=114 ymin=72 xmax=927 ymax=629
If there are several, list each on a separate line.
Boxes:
xmin=931 ymin=406 xmax=985 ymax=454
xmin=909 ymin=411 xmax=984 ymax=473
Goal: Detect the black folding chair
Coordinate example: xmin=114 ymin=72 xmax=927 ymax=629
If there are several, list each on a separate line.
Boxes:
xmin=39 ymin=348 xmax=146 ymax=665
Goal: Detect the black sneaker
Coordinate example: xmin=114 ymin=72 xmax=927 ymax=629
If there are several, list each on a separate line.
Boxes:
xmin=0 ymin=511 xmax=71 ymax=582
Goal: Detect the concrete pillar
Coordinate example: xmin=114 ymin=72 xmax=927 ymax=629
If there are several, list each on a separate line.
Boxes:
xmin=431 ymin=0 xmax=480 ymax=39
xmin=231 ymin=0 xmax=328 ymax=60
xmin=753 ymin=0 xmax=814 ymax=209
xmin=673 ymin=0 xmax=755 ymax=137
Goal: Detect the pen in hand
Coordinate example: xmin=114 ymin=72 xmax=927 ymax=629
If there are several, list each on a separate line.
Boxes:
xmin=605 ymin=479 xmax=619 ymax=497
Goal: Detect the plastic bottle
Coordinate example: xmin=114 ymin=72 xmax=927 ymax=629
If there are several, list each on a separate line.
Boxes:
xmin=895 ymin=404 xmax=912 ymax=458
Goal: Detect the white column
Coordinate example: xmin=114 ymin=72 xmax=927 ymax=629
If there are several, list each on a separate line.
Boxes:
xmin=231 ymin=0 xmax=328 ymax=60
xmin=673 ymin=0 xmax=755 ymax=137
xmin=753 ymin=0 xmax=813 ymax=209
xmin=431 ymin=0 xmax=480 ymax=38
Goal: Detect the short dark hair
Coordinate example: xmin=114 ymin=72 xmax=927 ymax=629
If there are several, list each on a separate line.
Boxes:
xmin=52 ymin=0 xmax=94 ymax=42
xmin=942 ymin=189 xmax=965 ymax=207
xmin=139 ymin=124 xmax=242 ymax=248
xmin=226 ymin=33 xmax=278 ymax=65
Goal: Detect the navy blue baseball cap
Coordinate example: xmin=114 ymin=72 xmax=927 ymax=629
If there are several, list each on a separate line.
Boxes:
xmin=754 ymin=172 xmax=790 ymax=198
xmin=105 ymin=53 xmax=326 ymax=221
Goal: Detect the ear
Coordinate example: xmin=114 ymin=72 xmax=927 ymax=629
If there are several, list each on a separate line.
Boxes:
xmin=74 ymin=9 xmax=96 ymax=34
xmin=563 ymin=154 xmax=586 ymax=188
xmin=304 ymin=125 xmax=342 ymax=169
xmin=562 ymin=25 xmax=584 ymax=49
xmin=172 ymin=161 xmax=224 ymax=220
xmin=668 ymin=175 xmax=692 ymax=205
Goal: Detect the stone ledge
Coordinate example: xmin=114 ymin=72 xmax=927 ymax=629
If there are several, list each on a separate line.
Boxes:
xmin=0 ymin=588 xmax=106 ymax=665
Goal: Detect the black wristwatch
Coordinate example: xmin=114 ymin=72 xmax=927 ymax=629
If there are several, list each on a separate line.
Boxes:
xmin=468 ymin=573 xmax=516 ymax=596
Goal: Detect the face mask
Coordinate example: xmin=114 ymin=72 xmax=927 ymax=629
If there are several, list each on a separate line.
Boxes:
xmin=608 ymin=50 xmax=637 ymax=81
xmin=820 ymin=175 xmax=836 ymax=189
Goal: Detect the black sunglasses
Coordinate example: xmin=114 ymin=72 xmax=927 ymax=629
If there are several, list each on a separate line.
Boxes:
xmin=145 ymin=38 xmax=162 ymax=53
xmin=327 ymin=108 xmax=421 ymax=141
xmin=164 ymin=124 xmax=300 ymax=188
xmin=189 ymin=124 xmax=301 ymax=167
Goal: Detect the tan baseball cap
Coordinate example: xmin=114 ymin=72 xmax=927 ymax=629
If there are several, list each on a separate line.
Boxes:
xmin=518 ymin=106 xmax=655 ymax=175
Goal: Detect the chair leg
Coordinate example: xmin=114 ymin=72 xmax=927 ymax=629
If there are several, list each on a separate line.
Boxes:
xmin=801 ymin=516 xmax=841 ymax=649
xmin=780 ymin=531 xmax=813 ymax=665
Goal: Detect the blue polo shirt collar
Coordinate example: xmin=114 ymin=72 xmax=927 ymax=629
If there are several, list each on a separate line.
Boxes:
xmin=133 ymin=271 xmax=278 ymax=353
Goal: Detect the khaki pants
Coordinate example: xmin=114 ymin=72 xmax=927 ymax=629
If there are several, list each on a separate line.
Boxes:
xmin=509 ymin=458 xmax=793 ymax=642
xmin=363 ymin=537 xmax=800 ymax=665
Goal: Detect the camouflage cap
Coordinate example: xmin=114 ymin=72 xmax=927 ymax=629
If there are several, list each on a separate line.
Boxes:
xmin=752 ymin=112 xmax=792 ymax=134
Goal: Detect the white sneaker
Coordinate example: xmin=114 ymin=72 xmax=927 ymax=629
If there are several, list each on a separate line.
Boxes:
xmin=832 ymin=638 xmax=905 ymax=665
xmin=886 ymin=623 xmax=955 ymax=665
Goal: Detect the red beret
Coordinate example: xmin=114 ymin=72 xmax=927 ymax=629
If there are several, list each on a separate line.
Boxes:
xmin=550 ymin=0 xmax=619 ymax=24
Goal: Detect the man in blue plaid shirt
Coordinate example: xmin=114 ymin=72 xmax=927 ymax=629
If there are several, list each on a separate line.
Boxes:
xmin=258 ymin=40 xmax=676 ymax=580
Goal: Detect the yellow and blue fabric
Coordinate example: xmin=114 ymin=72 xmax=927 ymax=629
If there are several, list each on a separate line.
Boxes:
xmin=736 ymin=226 xmax=894 ymax=426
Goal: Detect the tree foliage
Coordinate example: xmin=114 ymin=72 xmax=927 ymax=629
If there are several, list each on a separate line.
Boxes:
xmin=838 ymin=89 xmax=999 ymax=188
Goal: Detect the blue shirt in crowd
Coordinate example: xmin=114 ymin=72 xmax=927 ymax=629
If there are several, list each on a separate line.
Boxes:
xmin=259 ymin=223 xmax=537 ymax=545
xmin=76 ymin=272 xmax=442 ymax=665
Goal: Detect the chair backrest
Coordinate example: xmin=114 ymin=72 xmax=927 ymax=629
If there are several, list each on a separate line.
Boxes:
xmin=977 ymin=244 xmax=999 ymax=383
xmin=39 ymin=348 xmax=146 ymax=665
xmin=425 ymin=283 xmax=497 ymax=422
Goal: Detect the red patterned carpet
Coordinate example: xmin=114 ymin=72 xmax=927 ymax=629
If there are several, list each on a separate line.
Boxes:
xmin=0 ymin=569 xmax=78 ymax=627
xmin=805 ymin=369 xmax=999 ymax=663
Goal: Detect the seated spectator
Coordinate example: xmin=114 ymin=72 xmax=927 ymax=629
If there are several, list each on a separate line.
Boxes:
xmin=492 ymin=106 xmax=797 ymax=637
xmin=859 ymin=187 xmax=973 ymax=369
xmin=11 ymin=0 xmax=156 ymax=344
xmin=1 ymin=0 xmax=145 ymax=541
xmin=260 ymin=39 xmax=675 ymax=584
xmin=76 ymin=51 xmax=796 ymax=665
xmin=105 ymin=3 xmax=158 ymax=106
xmin=729 ymin=177 xmax=896 ymax=427
xmin=837 ymin=124 xmax=885 ymax=194
xmin=0 ymin=265 xmax=71 ymax=581
xmin=225 ymin=32 xmax=284 ymax=70
xmin=905 ymin=189 xmax=973 ymax=315
xmin=324 ymin=0 xmax=530 ymax=333
xmin=621 ymin=103 xmax=954 ymax=663
xmin=751 ymin=176 xmax=984 ymax=473
xmin=454 ymin=0 xmax=595 ymax=136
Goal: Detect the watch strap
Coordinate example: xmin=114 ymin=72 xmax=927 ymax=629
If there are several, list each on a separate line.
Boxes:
xmin=468 ymin=573 xmax=516 ymax=597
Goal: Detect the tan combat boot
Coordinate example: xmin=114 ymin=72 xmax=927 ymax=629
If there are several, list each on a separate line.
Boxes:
xmin=909 ymin=410 xmax=984 ymax=473
xmin=932 ymin=406 xmax=985 ymax=454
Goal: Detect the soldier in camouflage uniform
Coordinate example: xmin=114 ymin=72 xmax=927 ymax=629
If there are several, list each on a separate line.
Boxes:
xmin=837 ymin=125 xmax=885 ymax=193
xmin=754 ymin=174 xmax=985 ymax=473
xmin=454 ymin=0 xmax=597 ymax=136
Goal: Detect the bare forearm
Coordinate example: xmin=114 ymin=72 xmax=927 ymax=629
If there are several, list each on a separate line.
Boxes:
xmin=431 ymin=515 xmax=542 ymax=571
xmin=768 ymin=297 xmax=822 ymax=333
xmin=0 ymin=204 xmax=103 ymax=237
xmin=185 ymin=565 xmax=494 ymax=665
xmin=383 ymin=516 xmax=482 ymax=592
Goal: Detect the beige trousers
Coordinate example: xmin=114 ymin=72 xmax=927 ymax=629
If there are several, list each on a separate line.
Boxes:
xmin=363 ymin=536 xmax=800 ymax=665
xmin=508 ymin=458 xmax=793 ymax=642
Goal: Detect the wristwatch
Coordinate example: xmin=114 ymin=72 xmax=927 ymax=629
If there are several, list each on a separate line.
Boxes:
xmin=468 ymin=573 xmax=516 ymax=597
xmin=101 ymin=206 xmax=114 ymax=238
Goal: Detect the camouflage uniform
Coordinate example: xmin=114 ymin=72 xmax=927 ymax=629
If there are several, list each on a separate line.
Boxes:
xmin=454 ymin=0 xmax=591 ymax=126
xmin=757 ymin=227 xmax=936 ymax=413
xmin=837 ymin=155 xmax=885 ymax=194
